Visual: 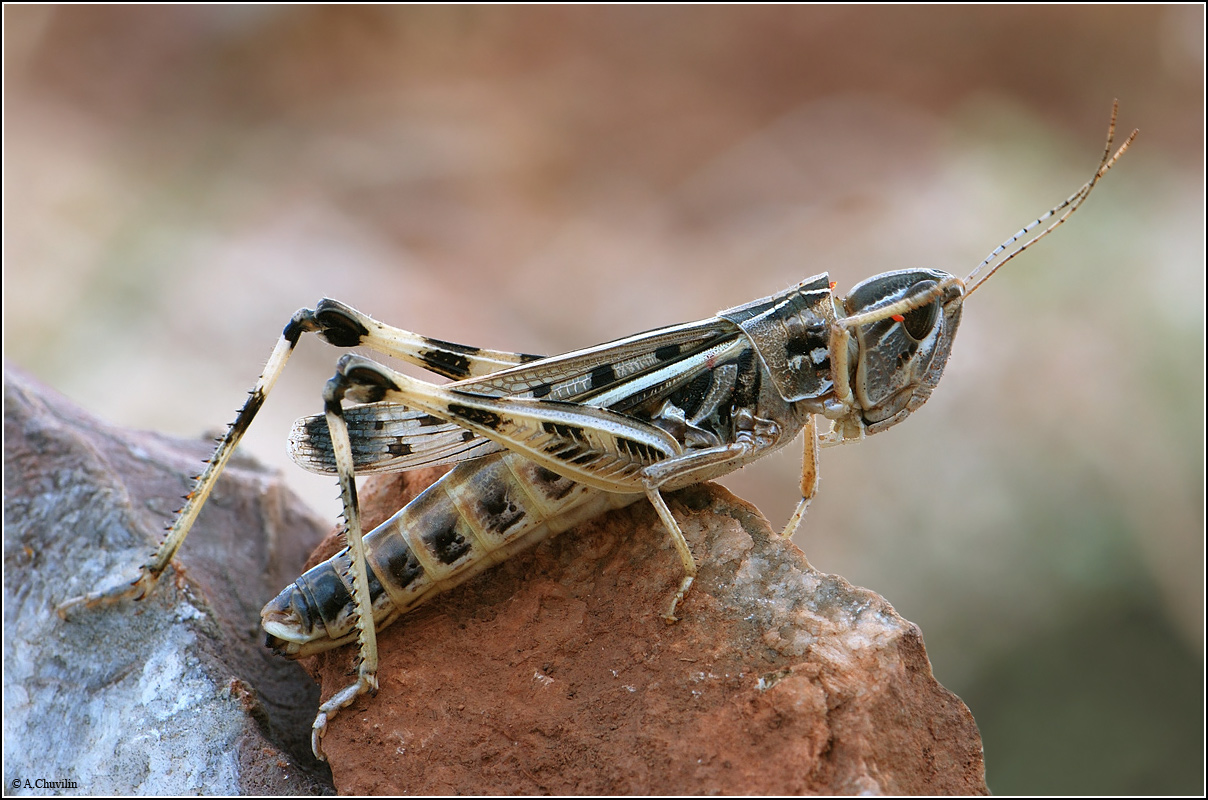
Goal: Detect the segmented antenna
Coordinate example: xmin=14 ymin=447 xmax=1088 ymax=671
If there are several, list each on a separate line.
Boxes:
xmin=964 ymin=100 xmax=1138 ymax=298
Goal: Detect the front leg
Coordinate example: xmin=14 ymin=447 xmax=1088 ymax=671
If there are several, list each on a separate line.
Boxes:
xmin=779 ymin=414 xmax=819 ymax=541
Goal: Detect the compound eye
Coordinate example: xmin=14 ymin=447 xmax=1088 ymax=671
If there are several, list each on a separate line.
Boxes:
xmin=900 ymin=281 xmax=939 ymax=341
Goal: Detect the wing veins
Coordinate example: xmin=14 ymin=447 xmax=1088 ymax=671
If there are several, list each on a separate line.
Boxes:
xmin=291 ymin=316 xmax=743 ymax=475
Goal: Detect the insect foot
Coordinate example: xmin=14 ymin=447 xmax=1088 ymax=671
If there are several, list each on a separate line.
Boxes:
xmin=305 ymin=467 xmax=988 ymax=795
xmin=5 ymin=368 xmax=335 ymax=793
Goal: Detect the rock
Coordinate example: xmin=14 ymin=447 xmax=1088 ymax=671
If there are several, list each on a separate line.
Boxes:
xmin=2 ymin=367 xmax=335 ymax=795
xmin=5 ymin=362 xmax=986 ymax=794
xmin=308 ymin=469 xmax=988 ymax=795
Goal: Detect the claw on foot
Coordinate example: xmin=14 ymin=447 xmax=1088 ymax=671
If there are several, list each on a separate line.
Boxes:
xmin=56 ymin=571 xmax=155 ymax=620
xmin=310 ymin=672 xmax=378 ymax=761
xmin=663 ymin=575 xmax=694 ymax=624
xmin=311 ymin=712 xmax=330 ymax=762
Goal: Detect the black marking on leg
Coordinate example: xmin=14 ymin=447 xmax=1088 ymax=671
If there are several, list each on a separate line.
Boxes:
xmin=357 ymin=389 xmax=386 ymax=408
xmin=314 ymin=304 xmax=370 ymax=348
xmin=342 ymin=365 xmax=397 ymax=404
xmin=589 ymin=363 xmax=618 ymax=390
xmin=283 ymin=307 xmax=321 ymax=345
xmin=387 ymin=440 xmax=413 ymax=457
xmin=542 ymin=421 xmax=588 ymax=442
xmin=420 ymin=349 xmax=472 ymax=380
xmin=230 ymin=388 xmax=267 ymax=437
xmin=530 ymin=382 xmax=552 ymax=399
xmin=282 ymin=325 xmax=304 ymax=346
xmin=519 ymin=353 xmax=544 ymax=363
xmin=548 ymin=444 xmax=583 ymax=460
xmin=415 ymin=335 xmax=487 ymax=379
xmin=461 ymin=431 xmax=475 ymax=442
xmin=422 ymin=336 xmax=482 ymax=356
xmin=617 ymin=437 xmax=659 ymax=462
xmin=418 ymin=414 xmax=446 ymax=427
xmin=347 ymin=365 xmax=399 ymax=391
xmin=447 ymin=402 xmax=503 ymax=430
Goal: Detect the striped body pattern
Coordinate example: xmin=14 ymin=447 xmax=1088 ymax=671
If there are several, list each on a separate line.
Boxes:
xmin=56 ymin=107 xmax=1132 ymax=761
xmin=265 ymin=300 xmax=817 ymax=657
xmin=263 ymin=452 xmax=634 ymax=658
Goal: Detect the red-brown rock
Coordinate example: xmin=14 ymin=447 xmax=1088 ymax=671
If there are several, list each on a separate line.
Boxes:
xmin=307 ymin=469 xmax=987 ymax=794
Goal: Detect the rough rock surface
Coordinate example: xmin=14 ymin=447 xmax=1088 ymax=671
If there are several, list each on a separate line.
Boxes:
xmin=3 ymin=367 xmax=335 ymax=794
xmin=309 ymin=469 xmax=988 ymax=795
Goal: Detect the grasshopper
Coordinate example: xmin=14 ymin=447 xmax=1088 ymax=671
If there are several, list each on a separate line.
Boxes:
xmin=59 ymin=105 xmax=1135 ymax=761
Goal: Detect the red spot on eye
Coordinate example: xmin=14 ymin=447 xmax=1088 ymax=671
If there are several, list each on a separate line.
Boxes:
xmin=891 ymin=314 xmax=905 ymax=323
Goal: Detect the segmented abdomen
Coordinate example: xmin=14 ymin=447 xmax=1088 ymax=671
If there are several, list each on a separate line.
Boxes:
xmin=267 ymin=452 xmax=637 ymax=656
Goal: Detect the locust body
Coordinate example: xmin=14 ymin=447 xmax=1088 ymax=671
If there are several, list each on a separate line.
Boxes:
xmin=262 ymin=269 xmax=946 ymax=657
xmin=58 ymin=106 xmax=1135 ymax=762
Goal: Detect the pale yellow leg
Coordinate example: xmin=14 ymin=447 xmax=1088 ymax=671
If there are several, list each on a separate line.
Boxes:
xmin=311 ymin=375 xmax=380 ymax=762
xmin=644 ymin=488 xmax=697 ymax=624
xmin=56 ymin=300 xmax=530 ymax=620
xmin=57 ymin=333 xmax=300 ymax=618
xmin=780 ymin=415 xmax=819 ymax=541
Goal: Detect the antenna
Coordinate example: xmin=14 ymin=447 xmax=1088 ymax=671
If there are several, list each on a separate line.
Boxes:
xmin=964 ymin=100 xmax=1138 ymax=298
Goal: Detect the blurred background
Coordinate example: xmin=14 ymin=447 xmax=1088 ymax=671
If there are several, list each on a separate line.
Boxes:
xmin=4 ymin=6 xmax=1202 ymax=793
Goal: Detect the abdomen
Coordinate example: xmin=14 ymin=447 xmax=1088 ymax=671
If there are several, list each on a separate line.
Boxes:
xmin=261 ymin=453 xmax=638 ymax=657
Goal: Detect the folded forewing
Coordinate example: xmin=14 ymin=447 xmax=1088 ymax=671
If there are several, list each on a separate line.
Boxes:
xmin=291 ymin=316 xmax=743 ymax=475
